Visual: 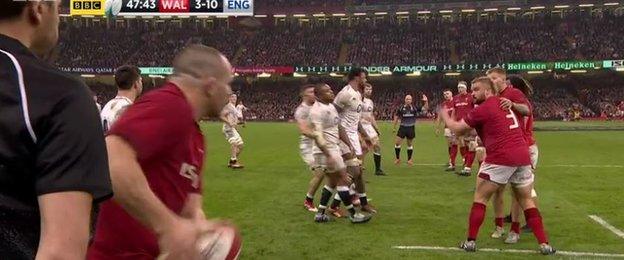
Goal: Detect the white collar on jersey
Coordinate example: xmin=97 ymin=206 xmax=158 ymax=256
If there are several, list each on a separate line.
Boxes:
xmin=113 ymin=95 xmax=133 ymax=104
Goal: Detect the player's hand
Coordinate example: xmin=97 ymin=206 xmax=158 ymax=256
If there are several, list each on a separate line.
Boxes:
xmin=434 ymin=128 xmax=440 ymax=137
xmin=500 ymin=98 xmax=513 ymax=110
xmin=157 ymin=217 xmax=203 ymax=260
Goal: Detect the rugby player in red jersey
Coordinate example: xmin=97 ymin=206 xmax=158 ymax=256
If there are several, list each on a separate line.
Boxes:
xmin=435 ymin=89 xmax=457 ymax=171
xmin=88 ymin=45 xmax=233 ymax=260
xmin=504 ymin=75 xmax=540 ymax=243
xmin=486 ymin=68 xmax=532 ymax=239
xmin=451 ymin=81 xmax=476 ymax=176
xmin=440 ymin=77 xmax=555 ymax=255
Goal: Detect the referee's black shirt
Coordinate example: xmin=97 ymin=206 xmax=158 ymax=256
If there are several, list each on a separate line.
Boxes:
xmin=0 ymin=34 xmax=112 ymax=259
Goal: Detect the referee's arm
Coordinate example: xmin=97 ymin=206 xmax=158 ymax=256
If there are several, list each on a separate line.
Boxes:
xmin=34 ymin=86 xmax=112 ymax=259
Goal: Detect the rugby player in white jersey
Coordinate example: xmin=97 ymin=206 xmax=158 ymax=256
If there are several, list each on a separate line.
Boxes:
xmin=101 ymin=65 xmax=143 ymax=132
xmin=220 ymin=94 xmax=244 ymax=169
xmin=310 ymin=83 xmax=372 ymax=224
xmin=294 ymin=84 xmax=325 ymax=212
xmin=361 ymin=83 xmax=385 ymax=176
xmin=332 ymin=68 xmax=376 ymax=214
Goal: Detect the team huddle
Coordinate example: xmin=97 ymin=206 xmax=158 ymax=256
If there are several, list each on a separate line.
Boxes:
xmin=292 ymin=67 xmax=555 ymax=255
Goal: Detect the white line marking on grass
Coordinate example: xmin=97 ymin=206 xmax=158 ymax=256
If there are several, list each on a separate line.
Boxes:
xmin=393 ymin=245 xmax=624 ymax=258
xmin=412 ymin=163 xmax=624 ymax=168
xmin=589 ymin=215 xmax=624 ymax=240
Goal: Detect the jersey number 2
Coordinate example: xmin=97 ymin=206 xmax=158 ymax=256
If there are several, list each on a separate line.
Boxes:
xmin=506 ymin=109 xmax=519 ymax=129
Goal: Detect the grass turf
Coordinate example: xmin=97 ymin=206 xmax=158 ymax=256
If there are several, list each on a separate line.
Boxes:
xmin=199 ymin=121 xmax=624 ymax=259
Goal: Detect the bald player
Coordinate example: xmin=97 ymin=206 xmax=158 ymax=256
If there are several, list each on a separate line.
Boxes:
xmin=88 ymin=45 xmax=233 ymax=259
xmin=221 ymin=94 xmax=244 ymax=169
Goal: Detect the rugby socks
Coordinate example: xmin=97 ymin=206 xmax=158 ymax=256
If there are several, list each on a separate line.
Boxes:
xmin=467 ymin=202 xmax=487 ymax=241
xmin=318 ymin=185 xmax=334 ymax=215
xmin=407 ymin=146 xmax=414 ymax=160
xmin=373 ymin=153 xmax=381 ymax=171
xmin=524 ymin=208 xmax=549 ymax=244
xmin=330 ymin=193 xmax=342 ymax=209
xmin=449 ymin=145 xmax=458 ymax=166
xmin=358 ymin=193 xmax=368 ymax=207
xmin=465 ymin=151 xmax=475 ymax=168
xmin=305 ymin=193 xmax=314 ymax=203
xmin=394 ymin=145 xmax=401 ymax=160
xmin=337 ymin=186 xmax=356 ymax=216
xmin=495 ymin=217 xmax=504 ymax=228
xmin=511 ymin=222 xmax=521 ymax=234
xmin=460 ymin=146 xmax=468 ymax=160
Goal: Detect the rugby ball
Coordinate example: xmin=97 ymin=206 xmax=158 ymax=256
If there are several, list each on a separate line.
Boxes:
xmin=197 ymin=224 xmax=242 ymax=260
xmin=104 ymin=0 xmax=123 ymax=18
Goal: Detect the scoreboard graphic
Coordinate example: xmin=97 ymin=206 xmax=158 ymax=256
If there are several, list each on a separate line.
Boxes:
xmin=71 ymin=0 xmax=253 ymax=17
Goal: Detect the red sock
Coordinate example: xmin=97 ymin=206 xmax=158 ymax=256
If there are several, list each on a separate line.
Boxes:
xmin=465 ymin=151 xmax=475 ymax=168
xmin=449 ymin=145 xmax=458 ymax=166
xmin=511 ymin=222 xmax=520 ymax=234
xmin=467 ymin=202 xmax=486 ymax=241
xmin=495 ymin=217 xmax=504 ymax=228
xmin=460 ymin=146 xmax=468 ymax=159
xmin=524 ymin=208 xmax=549 ymax=244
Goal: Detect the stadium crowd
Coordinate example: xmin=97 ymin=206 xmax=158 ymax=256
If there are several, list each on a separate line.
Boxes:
xmin=55 ymin=12 xmax=623 ymax=68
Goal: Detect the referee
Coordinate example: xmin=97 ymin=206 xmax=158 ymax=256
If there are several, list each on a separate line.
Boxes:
xmin=1 ymin=1 xmax=112 ymax=259
xmin=393 ymin=94 xmax=429 ymax=166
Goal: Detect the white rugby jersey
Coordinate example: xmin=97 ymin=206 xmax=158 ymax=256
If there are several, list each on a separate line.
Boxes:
xmin=334 ymin=84 xmax=362 ymax=133
xmin=222 ymin=102 xmax=239 ymax=130
xmin=361 ymin=97 xmax=374 ymax=125
xmin=101 ymin=96 xmax=132 ymax=132
xmin=294 ymin=102 xmax=314 ymax=146
xmin=310 ymin=101 xmax=341 ymax=153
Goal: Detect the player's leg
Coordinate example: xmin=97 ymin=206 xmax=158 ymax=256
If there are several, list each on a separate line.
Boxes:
xmin=227 ymin=129 xmax=244 ymax=168
xmin=461 ymin=137 xmax=477 ymax=176
xmin=372 ymin=137 xmax=385 ymax=175
xmin=445 ymin=128 xmax=458 ymax=171
xmin=344 ymin=140 xmax=375 ymax=214
xmin=458 ymin=136 xmax=468 ymax=168
xmin=304 ymin=167 xmax=324 ymax=212
xmin=314 ymin=152 xmax=339 ymax=222
xmin=394 ymin=129 xmax=404 ymax=164
xmin=336 ymin=167 xmax=371 ymax=224
xmin=505 ymin=193 xmax=522 ymax=244
xmin=491 ymin=185 xmax=506 ymax=238
xmin=405 ymin=126 xmax=415 ymax=165
xmin=461 ymin=175 xmax=502 ymax=251
xmin=461 ymin=164 xmax=515 ymax=252
xmin=510 ymin=166 xmax=555 ymax=254
xmin=406 ymin=138 xmax=414 ymax=166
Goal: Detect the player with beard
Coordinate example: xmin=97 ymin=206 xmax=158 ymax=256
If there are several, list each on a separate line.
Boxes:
xmin=440 ymin=77 xmax=555 ymax=255
xmin=333 ymin=68 xmax=376 ymax=214
xmin=436 ymin=89 xmax=457 ymax=171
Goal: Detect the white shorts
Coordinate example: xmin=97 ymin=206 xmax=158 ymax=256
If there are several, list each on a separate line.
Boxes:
xmin=529 ymin=144 xmax=539 ymax=169
xmin=300 ymin=140 xmax=315 ymax=168
xmin=444 ymin=128 xmax=454 ymax=138
xmin=478 ymin=163 xmax=534 ymax=187
xmin=339 ymin=131 xmax=362 ymax=156
xmin=362 ymin=124 xmax=378 ymax=140
xmin=313 ymin=147 xmax=346 ymax=173
xmin=222 ymin=126 xmax=244 ymax=146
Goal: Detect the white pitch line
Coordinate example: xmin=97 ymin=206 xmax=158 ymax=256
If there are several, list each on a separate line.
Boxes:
xmin=589 ymin=215 xmax=624 ymax=240
xmin=393 ymin=245 xmax=624 ymax=258
xmin=410 ymin=163 xmax=624 ymax=168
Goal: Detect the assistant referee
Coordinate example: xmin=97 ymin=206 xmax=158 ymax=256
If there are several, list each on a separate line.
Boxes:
xmin=1 ymin=1 xmax=112 ymax=259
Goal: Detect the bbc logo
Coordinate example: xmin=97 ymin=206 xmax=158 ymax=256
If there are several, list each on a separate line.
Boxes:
xmin=73 ymin=0 xmax=101 ymax=10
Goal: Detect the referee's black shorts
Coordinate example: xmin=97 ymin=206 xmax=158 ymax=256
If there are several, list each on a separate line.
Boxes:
xmin=396 ymin=125 xmax=415 ymax=139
